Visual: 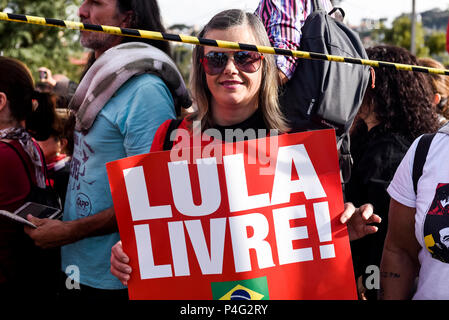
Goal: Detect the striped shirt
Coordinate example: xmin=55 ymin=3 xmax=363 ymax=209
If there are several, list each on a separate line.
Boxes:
xmin=255 ymin=0 xmax=333 ymax=79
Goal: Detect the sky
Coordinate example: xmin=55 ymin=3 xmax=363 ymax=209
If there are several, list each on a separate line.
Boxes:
xmin=158 ymin=0 xmax=449 ymax=28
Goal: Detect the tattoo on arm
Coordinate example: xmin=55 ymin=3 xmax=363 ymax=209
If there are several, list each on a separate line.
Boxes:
xmin=378 ymin=272 xmax=400 ymax=300
xmin=380 ymin=272 xmax=401 ymax=279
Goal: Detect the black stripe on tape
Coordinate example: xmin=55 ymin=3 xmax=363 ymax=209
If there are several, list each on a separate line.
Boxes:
xmin=344 ymin=57 xmax=363 ymax=65
xmin=45 ymin=18 xmax=66 ymax=27
xmin=273 ymin=48 xmax=293 ymax=56
xmin=378 ymin=62 xmax=397 ymax=69
xmin=310 ymin=52 xmax=329 ymax=60
xmin=162 ymin=33 xmax=182 ymax=42
xmin=121 ymin=28 xmax=141 ymax=37
xmin=238 ymin=43 xmax=258 ymax=52
xmin=83 ymin=23 xmax=103 ymax=32
xmin=8 ymin=14 xmax=27 ymax=21
xmin=411 ymin=66 xmax=429 ymax=74
xmin=198 ymin=38 xmax=218 ymax=47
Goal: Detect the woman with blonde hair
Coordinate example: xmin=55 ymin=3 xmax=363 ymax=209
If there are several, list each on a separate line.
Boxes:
xmin=147 ymin=8 xmax=289 ymax=152
xmin=187 ymin=9 xmax=288 ymax=133
xmin=109 ymin=9 xmax=380 ymax=287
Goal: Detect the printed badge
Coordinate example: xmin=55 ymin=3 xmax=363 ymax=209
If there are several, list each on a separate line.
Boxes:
xmin=424 ymin=183 xmax=449 ymax=263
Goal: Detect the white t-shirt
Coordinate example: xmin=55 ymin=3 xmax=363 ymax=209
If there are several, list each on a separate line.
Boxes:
xmin=387 ymin=132 xmax=449 ymax=300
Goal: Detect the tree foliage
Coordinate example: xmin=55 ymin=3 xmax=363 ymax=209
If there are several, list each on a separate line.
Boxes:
xmin=383 ymin=15 xmax=429 ymax=57
xmin=370 ymin=14 xmax=449 ymax=62
xmin=172 ymin=44 xmax=192 ymax=85
xmin=0 ymin=0 xmax=84 ymax=82
xmin=426 ymin=31 xmax=447 ymax=56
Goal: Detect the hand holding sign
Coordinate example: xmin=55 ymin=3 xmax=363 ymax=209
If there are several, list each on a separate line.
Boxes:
xmin=111 ymin=240 xmax=131 ymax=286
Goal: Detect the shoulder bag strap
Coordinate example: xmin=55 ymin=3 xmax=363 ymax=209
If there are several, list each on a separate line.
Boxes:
xmin=312 ymin=0 xmax=321 ymax=11
xmin=412 ymin=133 xmax=436 ymax=195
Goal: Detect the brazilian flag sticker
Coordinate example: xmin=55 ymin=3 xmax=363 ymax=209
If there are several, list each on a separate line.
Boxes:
xmin=211 ymin=277 xmax=269 ymax=300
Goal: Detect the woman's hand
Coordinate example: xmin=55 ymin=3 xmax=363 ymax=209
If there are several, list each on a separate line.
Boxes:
xmin=110 ymin=241 xmax=132 ymax=286
xmin=340 ymin=202 xmax=381 ymax=241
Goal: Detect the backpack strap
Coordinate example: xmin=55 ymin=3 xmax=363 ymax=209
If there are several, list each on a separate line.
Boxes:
xmin=162 ymin=119 xmax=183 ymax=151
xmin=312 ymin=0 xmax=344 ymax=17
xmin=312 ymin=0 xmax=321 ymax=11
xmin=338 ymin=133 xmax=352 ymax=185
xmin=328 ymin=7 xmax=345 ymax=18
xmin=412 ymin=133 xmax=436 ymax=195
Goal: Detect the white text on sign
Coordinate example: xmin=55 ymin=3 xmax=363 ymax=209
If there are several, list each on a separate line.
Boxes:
xmin=122 ymin=144 xmax=336 ymax=280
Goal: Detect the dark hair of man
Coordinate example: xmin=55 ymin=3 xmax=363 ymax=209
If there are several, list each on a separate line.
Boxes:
xmin=117 ymin=0 xmax=171 ymax=57
xmin=81 ymin=0 xmax=171 ymax=80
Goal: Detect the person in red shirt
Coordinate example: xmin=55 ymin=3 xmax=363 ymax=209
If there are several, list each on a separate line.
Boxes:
xmin=0 ymin=56 xmax=58 ymax=298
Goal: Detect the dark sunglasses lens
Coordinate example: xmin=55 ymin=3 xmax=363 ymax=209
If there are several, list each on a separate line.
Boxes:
xmin=202 ymin=51 xmax=262 ymax=75
xmin=203 ymin=52 xmax=228 ymax=75
xmin=234 ymin=51 xmax=262 ymax=73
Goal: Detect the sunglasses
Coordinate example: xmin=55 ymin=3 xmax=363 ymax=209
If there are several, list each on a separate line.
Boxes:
xmin=201 ymin=51 xmax=264 ymax=75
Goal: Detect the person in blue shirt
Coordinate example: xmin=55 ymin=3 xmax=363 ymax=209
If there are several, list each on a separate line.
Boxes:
xmin=25 ymin=0 xmax=190 ymax=300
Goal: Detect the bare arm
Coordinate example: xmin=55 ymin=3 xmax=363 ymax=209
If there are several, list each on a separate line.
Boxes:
xmin=379 ymin=198 xmax=421 ymax=300
xmin=24 ymin=206 xmax=118 ymax=248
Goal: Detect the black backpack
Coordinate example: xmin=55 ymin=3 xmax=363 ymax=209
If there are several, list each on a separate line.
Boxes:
xmin=279 ymin=0 xmax=371 ymax=184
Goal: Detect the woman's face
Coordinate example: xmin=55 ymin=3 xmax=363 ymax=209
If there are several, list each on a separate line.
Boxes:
xmin=203 ymin=25 xmax=263 ymax=126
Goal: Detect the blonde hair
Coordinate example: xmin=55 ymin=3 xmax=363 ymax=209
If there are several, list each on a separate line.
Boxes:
xmin=189 ymin=9 xmax=289 ymax=133
xmin=418 ymin=57 xmax=449 ymax=120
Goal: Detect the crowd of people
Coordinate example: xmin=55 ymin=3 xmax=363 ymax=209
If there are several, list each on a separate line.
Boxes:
xmin=0 ymin=0 xmax=448 ymax=301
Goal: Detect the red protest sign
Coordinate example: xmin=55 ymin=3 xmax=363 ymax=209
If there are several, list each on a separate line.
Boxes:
xmin=106 ymin=129 xmax=357 ymax=300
